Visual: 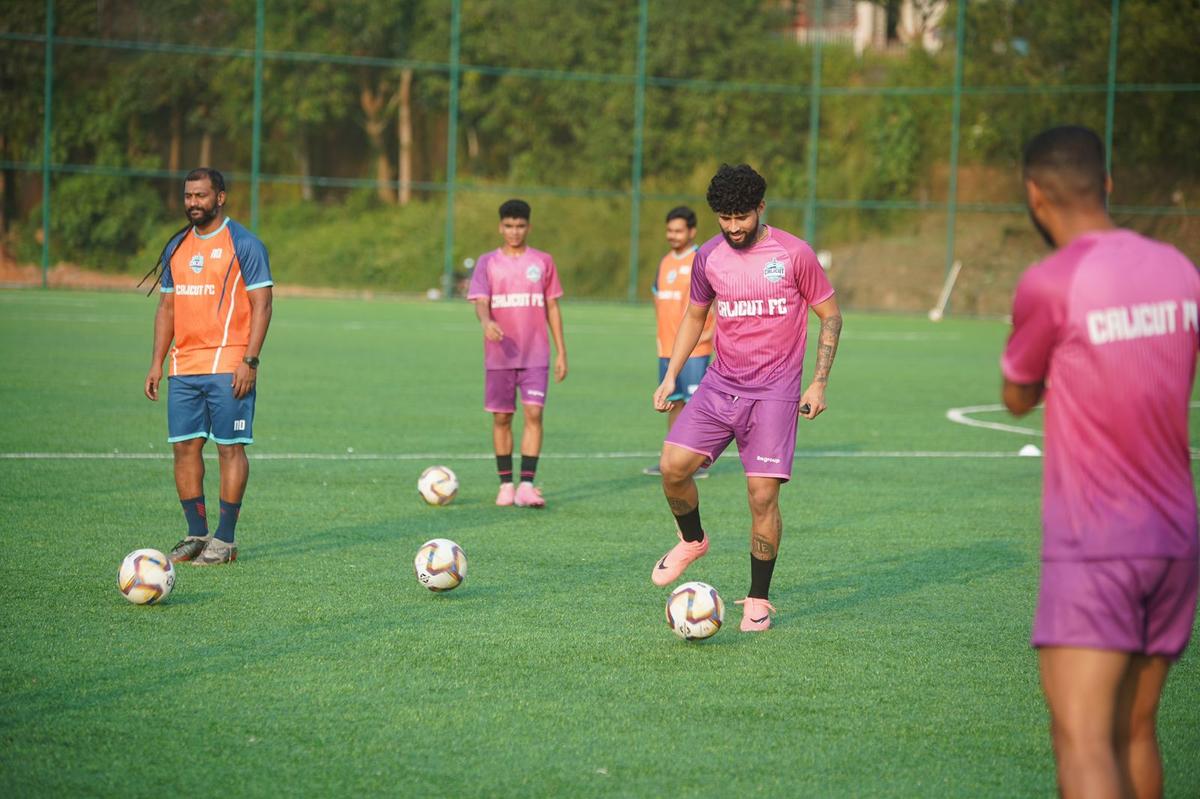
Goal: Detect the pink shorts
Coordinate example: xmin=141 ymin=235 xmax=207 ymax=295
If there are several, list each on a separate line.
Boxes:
xmin=484 ymin=368 xmax=548 ymax=413
xmin=1032 ymin=557 xmax=1199 ymax=660
xmin=664 ymin=382 xmax=799 ymax=480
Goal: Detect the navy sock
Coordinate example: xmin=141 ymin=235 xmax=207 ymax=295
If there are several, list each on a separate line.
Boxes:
xmin=214 ymin=500 xmax=241 ymax=543
xmin=674 ymin=507 xmax=704 ymax=543
xmin=180 ymin=496 xmax=208 ymax=538
xmin=748 ymin=554 xmax=777 ymax=599
xmin=496 ymin=454 xmax=513 ymax=484
xmin=520 ymin=454 xmax=539 ymax=483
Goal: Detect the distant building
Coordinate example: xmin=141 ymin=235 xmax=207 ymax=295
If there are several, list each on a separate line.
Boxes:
xmin=787 ymin=1 xmax=947 ymax=55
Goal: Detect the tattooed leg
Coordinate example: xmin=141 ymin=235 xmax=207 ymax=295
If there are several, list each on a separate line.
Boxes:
xmin=746 ymin=476 xmax=783 ymax=559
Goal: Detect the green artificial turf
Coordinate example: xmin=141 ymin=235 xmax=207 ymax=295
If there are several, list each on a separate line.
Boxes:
xmin=1 ymin=290 xmax=1197 ymax=797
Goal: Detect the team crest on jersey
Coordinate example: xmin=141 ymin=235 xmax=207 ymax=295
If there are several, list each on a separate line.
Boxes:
xmin=762 ymin=257 xmax=785 ymax=283
xmin=526 ymin=265 xmax=542 ymax=282
xmin=189 ymin=254 xmax=205 ymax=274
xmin=210 ymin=248 xmax=223 ymax=259
xmin=666 ymin=269 xmax=678 ymax=284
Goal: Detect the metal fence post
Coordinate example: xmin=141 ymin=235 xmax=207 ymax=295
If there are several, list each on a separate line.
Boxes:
xmin=250 ymin=0 xmax=264 ymax=231
xmin=1104 ymin=0 xmax=1120 ymax=176
xmin=943 ymin=0 xmax=967 ymax=300
xmin=40 ymin=0 xmax=55 ymax=289
xmin=626 ymin=0 xmax=649 ymax=302
xmin=441 ymin=0 xmax=462 ymax=299
xmin=803 ymin=0 xmax=824 ymax=245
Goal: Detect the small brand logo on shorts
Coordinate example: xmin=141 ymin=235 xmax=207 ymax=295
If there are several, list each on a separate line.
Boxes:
xmin=755 ymin=454 xmax=781 ymax=464
xmin=526 ymin=389 xmax=545 ymax=398
xmin=525 ymin=265 xmax=542 ymax=282
xmin=233 ymin=419 xmax=246 ymax=431
xmin=666 ymin=269 xmax=678 ymax=284
xmin=189 ymin=254 xmax=205 ymax=274
xmin=762 ymin=257 xmax=785 ymax=283
xmin=210 ymin=247 xmax=223 ymax=259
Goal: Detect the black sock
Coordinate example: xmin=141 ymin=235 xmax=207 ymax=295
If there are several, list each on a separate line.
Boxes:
xmin=674 ymin=507 xmax=704 ymax=543
xmin=214 ymin=500 xmax=241 ymax=543
xmin=520 ymin=454 xmax=538 ymax=483
xmin=496 ymin=454 xmax=513 ymax=484
xmin=748 ymin=554 xmax=777 ymax=599
xmin=180 ymin=496 xmax=208 ymax=538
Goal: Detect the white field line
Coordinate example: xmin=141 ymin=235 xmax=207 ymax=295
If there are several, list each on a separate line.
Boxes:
xmin=946 ymin=403 xmax=1042 ymax=437
xmin=3 ymin=449 xmax=1067 ymax=461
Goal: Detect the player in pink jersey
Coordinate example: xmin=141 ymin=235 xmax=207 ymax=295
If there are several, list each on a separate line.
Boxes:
xmin=468 ymin=199 xmax=568 ymax=508
xmin=1002 ymin=126 xmax=1199 ymax=798
xmin=143 ymin=168 xmax=274 ymax=566
xmin=651 ymin=164 xmax=843 ymax=632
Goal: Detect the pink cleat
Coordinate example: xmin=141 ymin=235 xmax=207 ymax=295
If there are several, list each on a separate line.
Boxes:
xmin=735 ymin=597 xmax=776 ymax=632
xmin=514 ymin=481 xmax=545 ymax=508
xmin=651 ymin=532 xmax=709 ymax=586
xmin=495 ymin=483 xmax=516 ymax=506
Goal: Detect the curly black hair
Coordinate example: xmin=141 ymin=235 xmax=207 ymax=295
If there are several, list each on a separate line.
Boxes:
xmin=705 ymin=164 xmax=766 ymax=214
xmin=499 ymin=198 xmax=531 ymax=220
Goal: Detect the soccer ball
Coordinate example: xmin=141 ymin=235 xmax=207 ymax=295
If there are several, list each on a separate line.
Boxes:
xmin=414 ymin=538 xmax=467 ymax=592
xmin=117 ymin=548 xmax=176 ymax=605
xmin=666 ymin=581 xmax=724 ymax=640
xmin=417 ymin=465 xmax=459 ymax=506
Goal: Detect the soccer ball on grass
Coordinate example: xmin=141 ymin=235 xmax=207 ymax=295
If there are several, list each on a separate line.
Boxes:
xmin=117 ymin=548 xmax=176 ymax=605
xmin=417 ymin=465 xmax=459 ymax=506
xmin=666 ymin=581 xmax=724 ymax=640
xmin=414 ymin=538 xmax=467 ymax=592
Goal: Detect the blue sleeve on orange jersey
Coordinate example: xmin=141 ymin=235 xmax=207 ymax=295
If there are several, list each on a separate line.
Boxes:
xmin=160 ymin=229 xmax=188 ymax=292
xmin=229 ymin=220 xmax=273 ymax=290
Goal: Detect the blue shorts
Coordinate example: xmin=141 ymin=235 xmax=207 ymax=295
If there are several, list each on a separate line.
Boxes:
xmin=659 ymin=356 xmax=710 ymax=403
xmin=167 ymin=374 xmax=256 ymax=445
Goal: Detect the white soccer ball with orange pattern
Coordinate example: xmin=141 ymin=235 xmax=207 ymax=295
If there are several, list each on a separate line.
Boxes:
xmin=417 ymin=465 xmax=459 ymax=506
xmin=117 ymin=548 xmax=176 ymax=605
xmin=666 ymin=581 xmax=724 ymax=640
xmin=414 ymin=538 xmax=467 ymax=592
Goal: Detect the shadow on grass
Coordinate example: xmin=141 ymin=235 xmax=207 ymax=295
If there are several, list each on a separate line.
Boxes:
xmin=777 ymin=540 xmax=1027 ymax=618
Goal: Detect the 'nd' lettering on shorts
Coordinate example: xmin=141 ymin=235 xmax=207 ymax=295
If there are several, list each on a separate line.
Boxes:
xmin=1032 ymin=557 xmax=1198 ymax=660
xmin=659 ymin=355 xmax=710 ymax=403
xmin=168 ymin=373 xmax=256 ymax=445
xmin=664 ymin=382 xmax=798 ymax=480
xmin=484 ymin=367 xmax=549 ymax=413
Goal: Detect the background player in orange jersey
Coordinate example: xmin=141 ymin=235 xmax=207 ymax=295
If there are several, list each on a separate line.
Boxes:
xmin=643 ymin=206 xmax=714 ymax=477
xmin=143 ymin=168 xmax=274 ymax=566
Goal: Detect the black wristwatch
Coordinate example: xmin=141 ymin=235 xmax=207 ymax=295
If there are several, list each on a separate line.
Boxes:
xmin=243 ymin=356 xmax=260 ymax=369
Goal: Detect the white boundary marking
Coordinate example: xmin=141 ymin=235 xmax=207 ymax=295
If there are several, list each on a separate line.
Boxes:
xmin=946 ymin=403 xmax=1042 ymax=437
xmin=1 ymin=449 xmax=1058 ymax=461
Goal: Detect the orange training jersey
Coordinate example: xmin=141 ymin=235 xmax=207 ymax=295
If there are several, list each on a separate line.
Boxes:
xmin=654 ymin=245 xmax=714 ymax=358
xmin=160 ymin=217 xmax=273 ymax=376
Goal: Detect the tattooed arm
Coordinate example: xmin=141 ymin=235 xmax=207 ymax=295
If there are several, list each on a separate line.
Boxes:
xmin=799 ymin=296 xmax=843 ymax=420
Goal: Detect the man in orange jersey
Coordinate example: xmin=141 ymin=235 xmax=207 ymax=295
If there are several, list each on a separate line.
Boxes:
xmin=144 ymin=168 xmax=274 ymax=566
xmin=644 ymin=206 xmax=714 ymax=476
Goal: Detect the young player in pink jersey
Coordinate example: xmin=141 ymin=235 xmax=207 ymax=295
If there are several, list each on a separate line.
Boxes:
xmin=468 ymin=199 xmax=568 ymax=508
xmin=1002 ymin=126 xmax=1200 ymax=798
xmin=144 ymin=168 xmax=274 ymax=566
xmin=651 ymin=164 xmax=843 ymax=631
xmin=644 ymin=205 xmax=715 ymax=477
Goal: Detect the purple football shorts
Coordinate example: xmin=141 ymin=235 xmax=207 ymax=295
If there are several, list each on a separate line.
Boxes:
xmin=1032 ymin=557 xmax=1198 ymax=660
xmin=663 ymin=382 xmax=799 ymax=480
xmin=484 ymin=367 xmax=549 ymax=413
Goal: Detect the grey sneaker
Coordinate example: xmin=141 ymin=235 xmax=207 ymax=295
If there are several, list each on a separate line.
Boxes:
xmin=192 ymin=538 xmax=238 ymax=566
xmin=169 ymin=536 xmax=209 ymax=563
xmin=642 ymin=464 xmax=662 ymax=476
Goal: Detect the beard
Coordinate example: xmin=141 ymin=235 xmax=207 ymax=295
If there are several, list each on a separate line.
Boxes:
xmin=1027 ymin=207 xmax=1056 ymax=248
xmin=187 ymin=203 xmax=221 ymax=228
xmin=722 ymin=223 xmax=760 ymax=250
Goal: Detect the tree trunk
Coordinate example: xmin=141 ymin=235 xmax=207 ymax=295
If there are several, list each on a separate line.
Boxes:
xmin=168 ymin=106 xmax=182 ymax=210
xmin=295 ymin=130 xmax=315 ymax=202
xmin=397 ymin=69 xmax=413 ymax=205
xmin=199 ymin=130 xmax=213 ymax=169
xmin=361 ymin=83 xmax=396 ymax=204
